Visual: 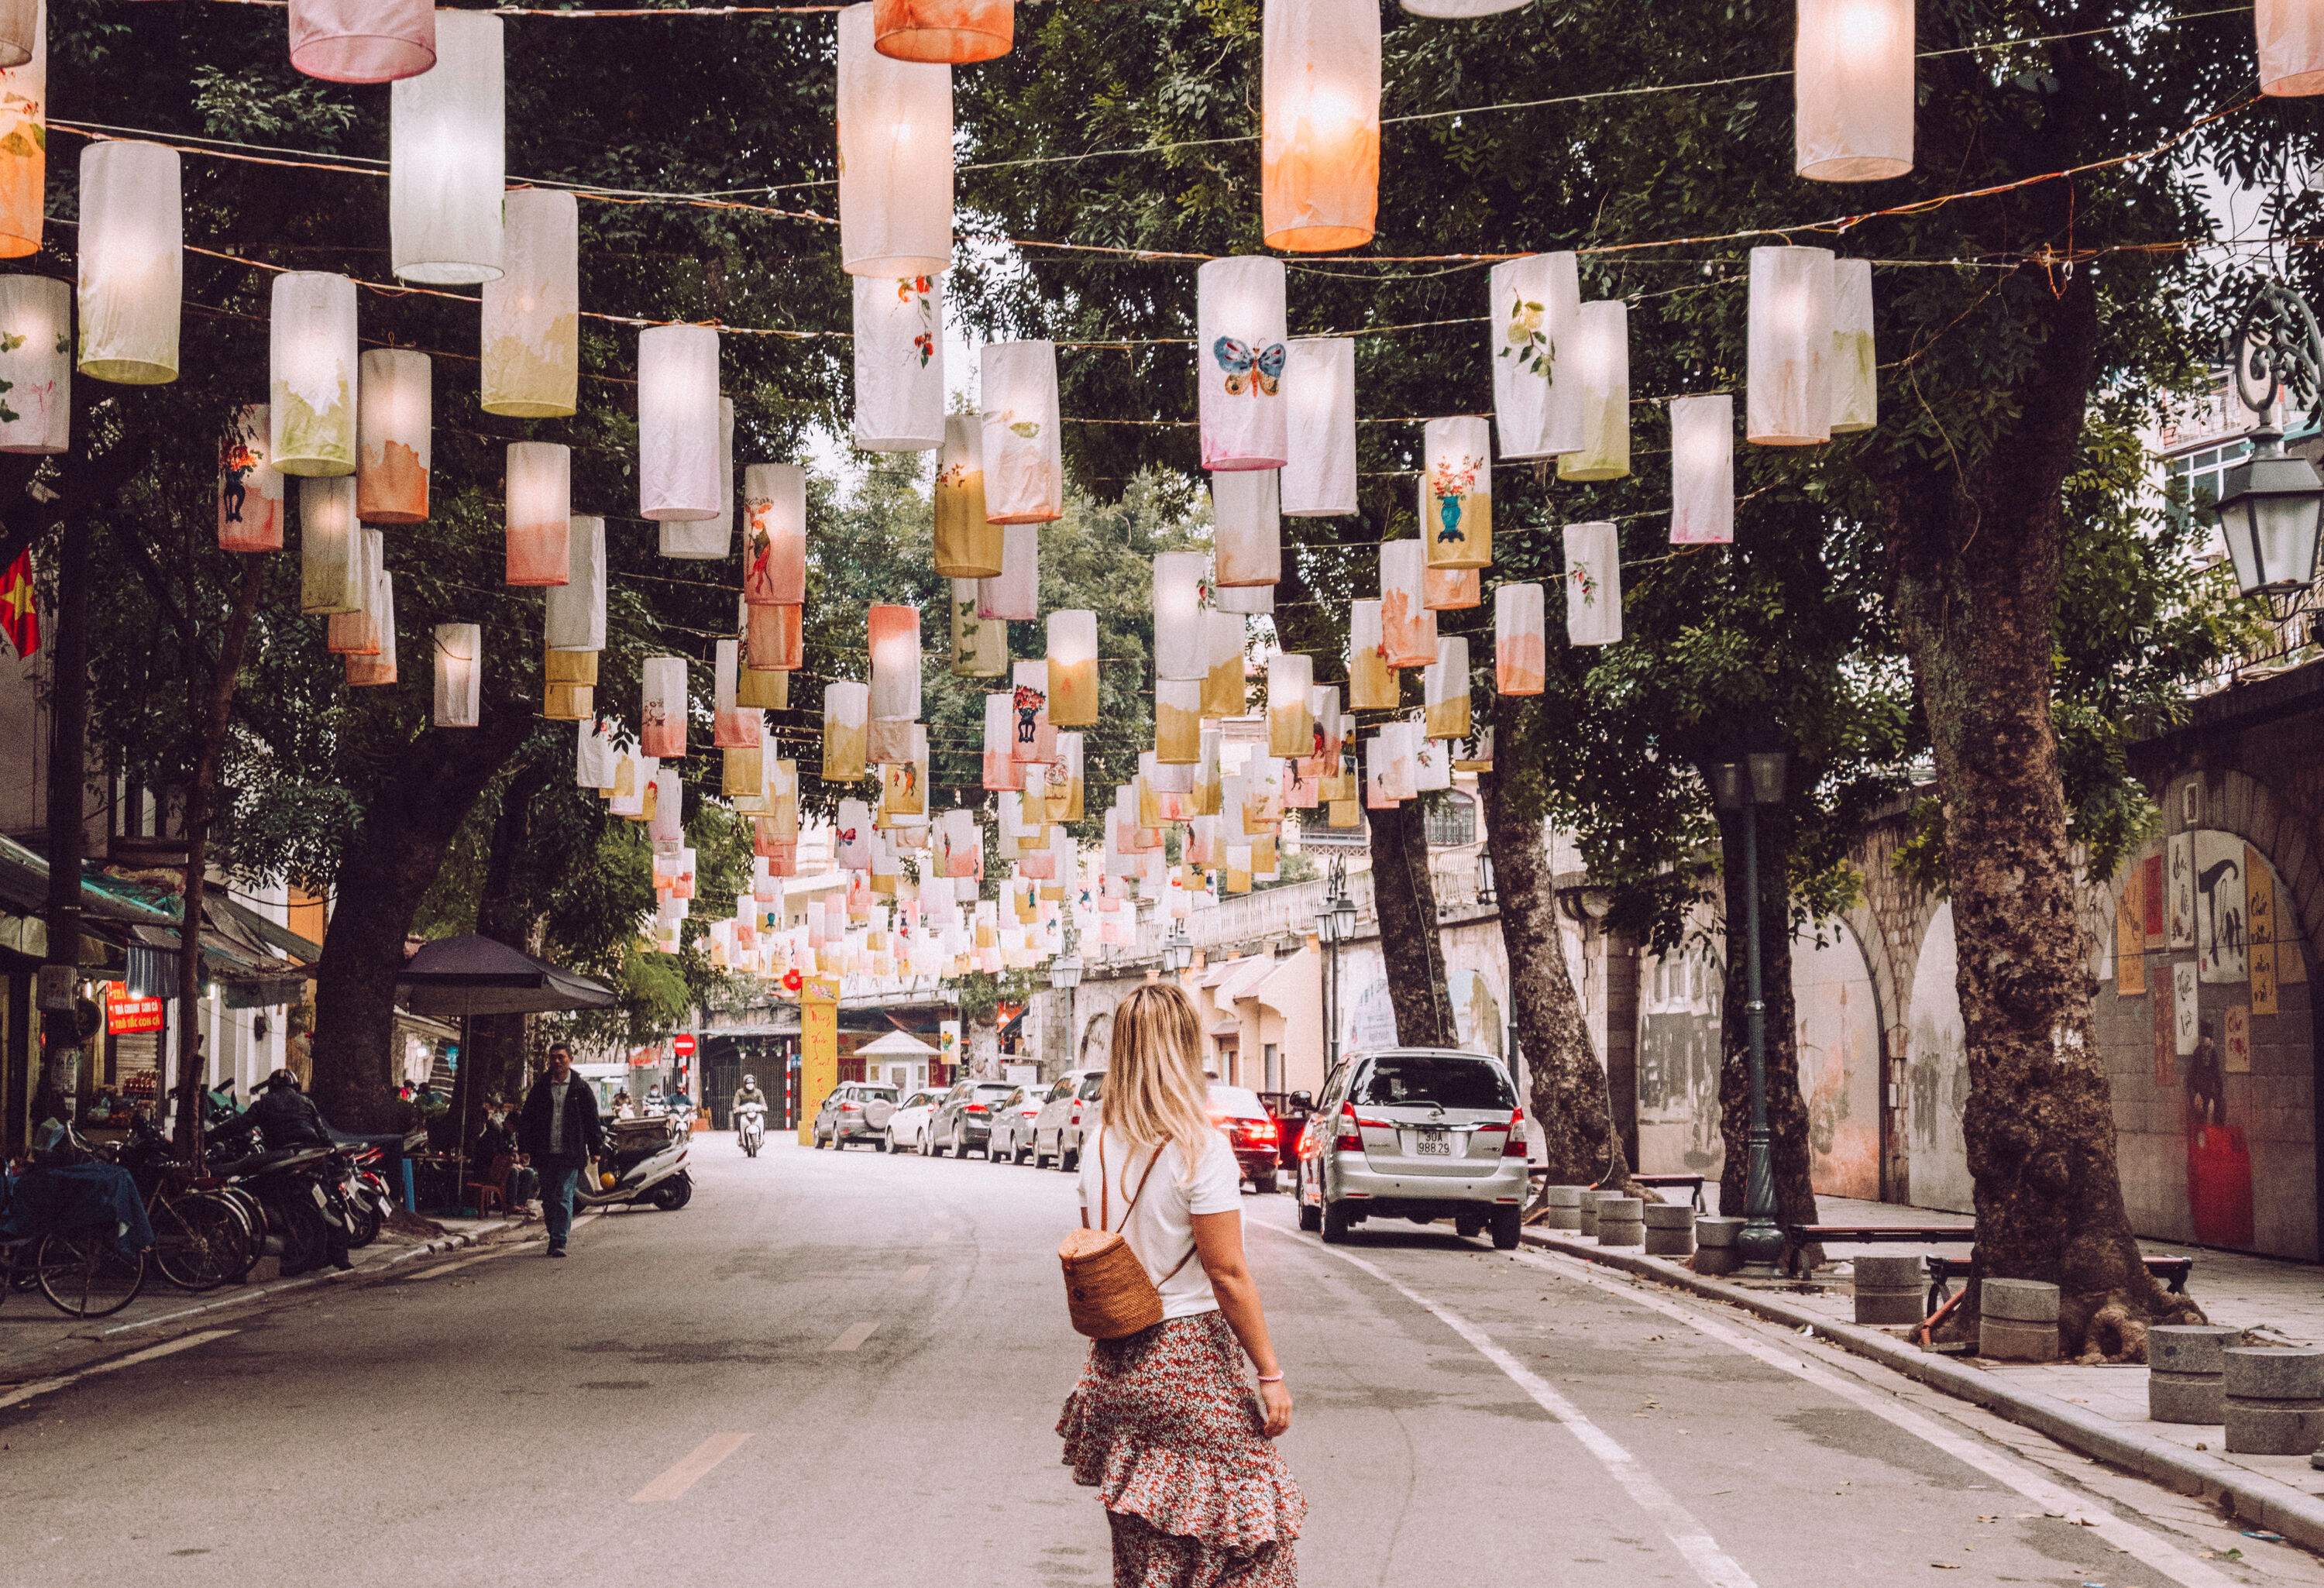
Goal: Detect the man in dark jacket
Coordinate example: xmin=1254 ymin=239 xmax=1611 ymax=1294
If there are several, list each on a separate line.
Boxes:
xmin=517 ymin=1045 xmax=602 ymax=1257
xmin=211 ymin=1070 xmax=351 ymax=1275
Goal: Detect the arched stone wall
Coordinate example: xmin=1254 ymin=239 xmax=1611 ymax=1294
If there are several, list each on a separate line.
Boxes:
xmin=1794 ymin=918 xmax=1883 ymax=1202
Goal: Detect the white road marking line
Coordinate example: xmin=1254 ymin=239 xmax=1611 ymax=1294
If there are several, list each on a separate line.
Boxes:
xmin=628 ymin=1432 xmax=753 ymax=1504
xmin=901 ymin=1263 xmax=930 ymax=1283
xmin=0 ymin=1328 xmax=239 ymax=1411
xmin=1516 ymin=1249 xmax=2243 ymax=1588
xmin=1281 ymin=1232 xmax=1759 ymax=1588
xmin=827 ymin=1320 xmax=878 ymax=1352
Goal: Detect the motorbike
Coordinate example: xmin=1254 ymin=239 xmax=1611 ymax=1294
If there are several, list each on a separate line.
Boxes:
xmin=734 ymin=1102 xmax=766 ymax=1158
xmin=575 ymin=1113 xmax=692 ymax=1212
xmin=211 ymin=1142 xmax=352 ymax=1275
xmin=332 ymin=1146 xmax=396 ymax=1248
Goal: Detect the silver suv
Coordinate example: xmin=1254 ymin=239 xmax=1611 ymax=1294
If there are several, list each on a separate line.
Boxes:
xmin=812 ymin=1081 xmax=899 ymax=1150
xmin=1030 ymin=1067 xmax=1104 ymax=1170
xmin=1294 ymin=1048 xmax=1528 ymax=1248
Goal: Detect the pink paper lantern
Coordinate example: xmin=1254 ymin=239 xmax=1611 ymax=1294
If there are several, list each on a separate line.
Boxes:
xmin=289 ymin=0 xmax=436 ymax=84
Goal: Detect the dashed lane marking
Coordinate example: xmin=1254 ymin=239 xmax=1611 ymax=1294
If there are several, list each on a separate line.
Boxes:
xmin=826 ymin=1320 xmax=879 ymax=1352
xmin=628 ymin=1432 xmax=754 ymax=1504
xmin=0 ymin=1328 xmax=239 ymax=1411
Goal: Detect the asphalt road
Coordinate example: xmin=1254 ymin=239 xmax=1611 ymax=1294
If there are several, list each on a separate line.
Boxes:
xmin=5 ymin=1134 xmax=2322 ymax=1588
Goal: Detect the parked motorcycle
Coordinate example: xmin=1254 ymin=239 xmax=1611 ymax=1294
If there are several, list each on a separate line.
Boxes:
xmin=332 ymin=1146 xmax=396 ymax=1248
xmin=734 ymin=1102 xmax=765 ymax=1158
xmin=213 ymin=1143 xmax=352 ymax=1275
xmin=576 ymin=1114 xmax=692 ymax=1212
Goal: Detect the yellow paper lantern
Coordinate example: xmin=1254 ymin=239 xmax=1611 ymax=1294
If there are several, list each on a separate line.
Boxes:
xmin=1556 ymin=301 xmax=1629 ymax=483
xmin=824 ymin=679 xmax=870 ymax=782
xmin=950 ymin=576 xmax=1007 ymax=678
xmin=482 ymin=187 xmax=579 ymax=418
xmin=1200 ymin=610 xmax=1247 ymax=720
xmin=933 ymin=411 xmax=1002 ymax=576
xmin=269 ymin=271 xmax=357 ymax=475
xmin=1423 ymin=637 xmax=1471 ymax=741
xmin=1267 ymin=651 xmax=1314 ymax=760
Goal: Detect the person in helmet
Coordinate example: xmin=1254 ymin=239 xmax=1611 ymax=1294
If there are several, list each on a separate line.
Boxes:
xmin=210 ymin=1069 xmax=352 ymax=1276
xmin=211 ymin=1068 xmax=334 ymax=1152
xmin=731 ymin=1073 xmax=766 ymax=1115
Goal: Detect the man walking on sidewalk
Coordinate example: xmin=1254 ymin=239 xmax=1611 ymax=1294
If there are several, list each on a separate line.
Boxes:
xmin=517 ymin=1045 xmax=603 ymax=1258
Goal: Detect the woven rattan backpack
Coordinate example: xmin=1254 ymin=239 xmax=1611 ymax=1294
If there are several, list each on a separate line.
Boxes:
xmin=1058 ymin=1133 xmax=1198 ymax=1339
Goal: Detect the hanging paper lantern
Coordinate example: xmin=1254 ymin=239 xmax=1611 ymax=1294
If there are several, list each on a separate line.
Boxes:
xmin=1494 ymin=583 xmax=1545 ymax=696
xmin=724 ymin=736 xmax=765 ymax=803
xmin=1200 ymin=609 xmax=1247 ymax=720
xmin=1156 ymin=678 xmax=1202 ymax=765
xmin=0 ymin=0 xmax=27 ymax=70
xmin=854 ymin=274 xmax=944 ymax=452
xmin=1419 ymin=416 xmax=1491 ymax=570
xmin=978 ymin=521 xmax=1040 ymax=620
xmin=1214 ymin=581 xmax=1274 ymax=616
xmin=933 ymin=412 xmax=1002 ymax=576
xmin=1010 ymin=658 xmax=1053 ymax=764
xmin=77 ymin=141 xmax=182 ymax=386
xmin=268 ymin=271 xmax=356 ymax=475
xmin=868 ymin=603 xmax=923 ymax=722
xmin=505 ymin=442 xmax=572 ymax=586
xmin=748 ymin=601 xmax=803 ymax=672
xmin=1266 ymin=651 xmax=1314 ymax=760
xmin=1794 ymin=0 xmax=1913 ymax=180
xmin=1422 ymin=565 xmax=1479 ymax=612
xmin=1378 ymin=538 xmax=1435 ymax=667
xmin=1423 ymin=638 xmax=1471 ymax=740
xmin=1152 ymin=553 xmax=1207 ymax=682
xmin=1212 ymin=469 xmax=1281 ymax=587
xmin=0 ymin=274 xmax=64 ymax=453
xmin=326 ymin=528 xmax=384 ymax=655
xmin=837 ymin=2 xmax=954 ymax=279
xmin=290 ymin=0 xmax=435 ymax=83
xmin=949 ymin=576 xmax=1007 ymax=678
xmin=1196 ymin=256 xmax=1289 ymax=471
xmin=1489 ymin=252 xmax=1580 ymax=461
xmin=1747 ymin=245 xmax=1834 ymax=446
xmin=390 ymin=9 xmax=504 ymax=284
xmin=1280 ymin=336 xmax=1356 ymax=517
xmin=1669 ymin=394 xmax=1735 ymax=546
xmin=2260 ymin=0 xmax=2324 ymax=93
xmin=433 ymin=622 xmax=481 ymax=727
xmin=982 ymin=692 xmax=1019 ymax=791
xmin=873 ymin=0 xmax=1012 ymax=63
xmin=742 ymin=462 xmax=807 ymax=605
xmin=651 ymin=771 xmax=687 ymax=854
xmin=483 ymin=187 xmax=579 ymax=418
xmin=356 ymin=349 xmax=431 ymax=524
xmin=638 ymin=323 xmax=721 ymax=522
xmin=882 ymin=724 xmax=929 ymax=818
xmin=824 ymin=679 xmax=870 ymax=782
xmin=298 ymin=477 xmax=361 ymax=614
xmin=663 ymin=396 xmax=734 ymax=559
xmin=641 ymin=655 xmax=689 ymax=758
xmin=1557 ymin=300 xmax=1629 ymax=483
xmin=343 ymin=565 xmax=398 ymax=686
xmin=0 ymin=5 xmax=40 ymax=260
xmin=1564 ymin=521 xmax=1622 ymax=647
xmin=713 ymin=640 xmax=763 ymax=749
xmin=546 ymin=514 xmax=607 ymax=652
xmin=980 ymin=341 xmax=1061 ymax=524
xmin=1830 ymin=257 xmax=1878 ymax=434
xmin=1260 ymin=0 xmax=1380 ymax=253
xmin=737 ymin=654 xmax=789 ymax=712
xmin=218 ymin=405 xmax=284 ymax=552
xmin=1055 ymin=730 xmax=1085 ymax=821
xmin=1346 ymin=597 xmax=1395 ymax=710
xmin=1046 ymin=610 xmax=1098 ymax=727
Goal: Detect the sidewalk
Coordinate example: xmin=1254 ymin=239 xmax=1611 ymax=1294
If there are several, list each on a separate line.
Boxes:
xmin=1528 ymin=1188 xmax=2324 ymax=1553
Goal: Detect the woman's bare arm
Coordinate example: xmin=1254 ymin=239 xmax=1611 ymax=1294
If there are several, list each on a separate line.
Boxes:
xmin=1193 ymin=1210 xmax=1292 ymax=1437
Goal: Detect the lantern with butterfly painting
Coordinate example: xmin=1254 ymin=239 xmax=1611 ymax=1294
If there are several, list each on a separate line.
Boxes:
xmin=1281 ymin=335 xmax=1356 ymax=517
xmin=742 ymin=462 xmax=806 ymax=606
xmin=218 ymin=404 xmax=284 ymax=552
xmin=0 ymin=3 xmax=43 ymax=259
xmin=1494 ymin=583 xmax=1545 ymax=696
xmin=1197 ymin=256 xmax=1288 ymax=471
xmin=356 ymin=349 xmax=431 ymax=523
xmin=1420 ymin=417 xmax=1491 ymax=570
xmin=1557 ymin=300 xmax=1630 ymax=483
xmin=0 ymin=274 xmax=64 ymax=453
xmin=980 ymin=342 xmax=1061 ymax=524
xmin=483 ymin=187 xmax=578 ymax=417
xmin=505 ymin=442 xmax=572 ymax=586
xmin=1212 ymin=469 xmax=1281 ymax=587
xmin=1260 ymin=0 xmax=1380 ymax=253
xmin=1669 ymin=394 xmax=1734 ymax=545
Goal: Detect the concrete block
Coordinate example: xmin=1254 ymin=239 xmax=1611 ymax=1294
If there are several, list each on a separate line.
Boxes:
xmin=2151 ymin=1325 xmax=2243 ymax=1378
xmin=1852 ymin=1255 xmax=1924 ymax=1326
xmin=1643 ymin=1204 xmax=1695 ymax=1257
xmin=2150 ymin=1373 xmax=2225 ymax=1425
xmin=1695 ymin=1215 xmax=1743 ymax=1249
xmin=1979 ymin=1315 xmax=2061 ymax=1363
xmin=1981 ymin=1278 xmax=2061 ymax=1323
xmin=1596 ymin=1197 xmax=1645 ymax=1247
xmin=1541 ymin=1185 xmax=1587 ymax=1232
xmin=2225 ymin=1347 xmax=2324 ymax=1401
xmin=2226 ymin=1399 xmax=2324 ymax=1456
xmin=1578 ymin=1188 xmax=1621 ymax=1239
xmin=1642 ymin=1203 xmax=1695 ymax=1229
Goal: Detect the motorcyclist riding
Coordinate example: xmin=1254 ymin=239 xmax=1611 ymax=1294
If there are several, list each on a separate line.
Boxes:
xmin=211 ymin=1069 xmax=353 ymax=1275
xmin=732 ymin=1074 xmax=766 ymax=1114
xmin=732 ymin=1074 xmax=767 ymax=1153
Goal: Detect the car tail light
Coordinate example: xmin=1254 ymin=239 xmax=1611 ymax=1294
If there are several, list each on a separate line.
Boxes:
xmin=1242 ymin=1117 xmax=1278 ymax=1144
xmin=841 ymin=1102 xmax=861 ymax=1112
xmin=1504 ymin=1107 xmax=1528 ymax=1157
xmin=1071 ymin=1105 xmax=1081 ymax=1125
xmin=964 ymin=1104 xmax=988 ymax=1115
xmin=1333 ymin=1102 xmax=1362 ymax=1153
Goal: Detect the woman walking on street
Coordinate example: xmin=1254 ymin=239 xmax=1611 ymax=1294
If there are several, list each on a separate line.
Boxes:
xmin=1058 ymin=983 xmax=1304 ymax=1586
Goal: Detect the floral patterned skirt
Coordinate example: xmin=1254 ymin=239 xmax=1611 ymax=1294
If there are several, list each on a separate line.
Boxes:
xmin=1058 ymin=1311 xmax=1304 ymax=1588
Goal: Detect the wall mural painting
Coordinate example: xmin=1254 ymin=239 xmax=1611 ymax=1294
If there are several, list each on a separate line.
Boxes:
xmin=1793 ymin=922 xmax=1882 ymax=1203
xmin=1635 ymin=923 xmax=1724 ymax=1181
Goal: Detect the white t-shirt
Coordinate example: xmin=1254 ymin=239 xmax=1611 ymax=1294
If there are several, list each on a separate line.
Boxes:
xmin=1078 ymin=1126 xmax=1243 ymax=1320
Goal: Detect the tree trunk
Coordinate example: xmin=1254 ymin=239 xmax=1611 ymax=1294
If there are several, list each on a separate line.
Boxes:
xmin=1481 ymin=693 xmax=1629 ymax=1193
xmin=308 ymin=712 xmax=537 ymax=1131
xmin=1367 ymin=796 xmax=1453 ymax=1049
xmin=452 ymin=754 xmax=555 ymax=1146
xmin=1711 ymin=804 xmax=1820 ymax=1241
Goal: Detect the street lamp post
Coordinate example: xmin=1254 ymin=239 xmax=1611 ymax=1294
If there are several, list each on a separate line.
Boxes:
xmin=1160 ymin=920 xmax=1192 ymax=976
xmin=1316 ymin=855 xmax=1356 ymax=1078
xmin=2213 ymin=279 xmax=2324 ymax=599
xmin=1711 ymin=749 xmax=1791 ymax=1278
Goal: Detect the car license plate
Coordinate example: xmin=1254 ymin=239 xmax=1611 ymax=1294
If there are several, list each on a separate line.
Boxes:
xmin=1415 ymin=1129 xmax=1451 ymax=1157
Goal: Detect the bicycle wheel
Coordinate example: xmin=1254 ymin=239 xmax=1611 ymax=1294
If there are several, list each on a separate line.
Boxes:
xmin=35 ymin=1230 xmax=147 ymax=1318
xmin=151 ymin=1193 xmax=249 ymax=1292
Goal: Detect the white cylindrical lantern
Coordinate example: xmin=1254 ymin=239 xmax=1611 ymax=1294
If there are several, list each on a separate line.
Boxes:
xmin=978 ymin=521 xmax=1040 ymax=620
xmin=1266 ymin=651 xmax=1314 ymax=761
xmin=77 ymin=140 xmax=181 ymax=386
xmin=982 ymin=691 xmax=1019 ymax=791
xmin=1489 ymin=252 xmax=1580 ymax=461
xmin=1215 ymin=581 xmax=1274 ymax=615
xmin=0 ymin=273 xmax=65 ymax=453
xmin=433 ymin=622 xmax=480 ymax=727
xmin=874 ymin=0 xmax=1012 ymax=63
xmin=868 ymin=603 xmax=923 ymax=721
xmin=1197 ymin=256 xmax=1289 ymax=471
xmin=663 ymin=396 xmax=734 ymax=559
xmin=1557 ymin=300 xmax=1630 ymax=483
xmin=1348 ymin=596 xmax=1395 ymax=710
xmin=638 ymin=323 xmax=720 ymax=521
xmin=1011 ymin=658 xmax=1053 ymax=764
xmin=0 ymin=3 xmax=41 ymax=259
xmin=1153 ymin=552 xmax=1207 ymax=681
xmin=219 ymin=404 xmax=284 ymax=552
xmin=1281 ymin=336 xmax=1356 ymax=517
xmin=1794 ymin=0 xmax=1913 ymax=180
xmin=506 ymin=441 xmax=572 ymax=587
xmin=641 ymin=655 xmax=688 ymax=759
xmin=2260 ymin=0 xmax=2324 ymax=94
xmin=933 ymin=411 xmax=1001 ymax=576
xmin=951 ymin=576 xmax=1007 ymax=678
xmin=290 ymin=0 xmax=435 ymax=83
xmin=390 ymin=9 xmax=504 ymax=284
xmin=298 ymin=476 xmax=360 ymax=615
xmin=854 ymin=273 xmax=945 ymax=452
xmin=0 ymin=2 xmax=30 ymax=78
xmin=1831 ymin=256 xmax=1878 ymax=434
xmin=1748 ymin=245 xmax=1835 ymax=446
xmin=482 ymin=187 xmax=579 ymax=418
xmin=837 ymin=2 xmax=954 ymax=279
xmin=1261 ymin=0 xmax=1380 ymax=253
xmin=356 ymin=349 xmax=431 ymax=524
xmin=1047 ymin=609 xmax=1098 ymax=727
xmin=1564 ymin=521 xmax=1623 ymax=647
xmin=1212 ymin=469 xmax=1281 ymax=586
xmin=1202 ymin=609 xmax=1247 ymax=720
xmin=980 ymin=341 xmax=1061 ymax=524
xmin=825 ymin=679 xmax=871 ymax=782
xmin=1494 ymin=583 xmax=1544 ymax=696
xmin=1423 ymin=636 xmax=1471 ymax=741
xmin=269 ymin=271 xmax=356 ymax=475
xmin=344 ymin=565 xmax=398 ymax=686
xmin=1419 ymin=416 xmax=1492 ymax=570
xmin=326 ymin=527 xmax=384 ymax=656
xmin=1378 ymin=538 xmax=1435 ymax=668
xmin=547 ymin=513 xmax=607 ymax=651
xmin=743 ymin=462 xmax=807 ymax=604
xmin=1669 ymin=394 xmax=1734 ymax=545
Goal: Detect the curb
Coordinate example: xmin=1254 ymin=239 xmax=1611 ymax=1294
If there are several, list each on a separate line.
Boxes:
xmin=1523 ymin=1229 xmax=2324 ymax=1555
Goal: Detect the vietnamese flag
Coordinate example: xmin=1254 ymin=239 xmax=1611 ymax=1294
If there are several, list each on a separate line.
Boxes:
xmin=0 ymin=547 xmax=37 ymax=659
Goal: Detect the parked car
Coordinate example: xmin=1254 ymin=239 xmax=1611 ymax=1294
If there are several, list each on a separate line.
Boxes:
xmin=1294 ymin=1047 xmax=1528 ymax=1248
xmin=1031 ymin=1067 xmax=1105 ymax=1170
xmin=812 ymin=1082 xmax=900 ymax=1150
xmin=1255 ymin=1089 xmax=1315 ymax=1175
xmin=1208 ymin=1082 xmax=1282 ymax=1191
xmin=985 ymin=1086 xmax=1047 ymax=1164
xmin=883 ymin=1088 xmax=948 ymax=1154
xmin=926 ymin=1080 xmax=1020 ymax=1158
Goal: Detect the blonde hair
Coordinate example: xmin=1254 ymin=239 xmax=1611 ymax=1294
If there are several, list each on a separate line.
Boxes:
xmin=1100 ymin=982 xmax=1215 ymax=1189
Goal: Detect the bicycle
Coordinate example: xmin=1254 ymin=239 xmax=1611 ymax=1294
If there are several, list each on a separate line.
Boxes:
xmin=0 ymin=1226 xmax=148 ymax=1318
